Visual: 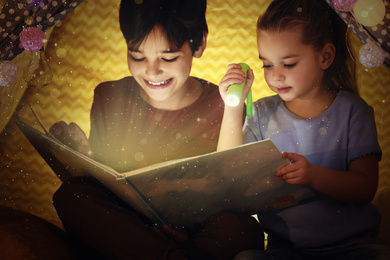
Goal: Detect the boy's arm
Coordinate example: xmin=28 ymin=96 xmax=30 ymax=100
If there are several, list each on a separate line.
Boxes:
xmin=217 ymin=64 xmax=254 ymax=151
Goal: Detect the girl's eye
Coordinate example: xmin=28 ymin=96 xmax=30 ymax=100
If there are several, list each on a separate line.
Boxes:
xmin=162 ymin=57 xmax=178 ymax=63
xmin=262 ymin=64 xmax=272 ymax=69
xmin=284 ymin=63 xmax=297 ymax=68
xmin=129 ymin=54 xmax=145 ymax=62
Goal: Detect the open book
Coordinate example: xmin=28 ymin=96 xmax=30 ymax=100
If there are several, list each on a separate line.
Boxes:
xmin=14 ymin=116 xmax=315 ymax=234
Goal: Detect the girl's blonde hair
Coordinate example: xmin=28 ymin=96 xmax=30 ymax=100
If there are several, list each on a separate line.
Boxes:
xmin=257 ymin=0 xmax=358 ymax=94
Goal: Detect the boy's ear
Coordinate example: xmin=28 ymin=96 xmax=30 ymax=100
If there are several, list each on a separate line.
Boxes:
xmin=193 ymin=32 xmax=208 ymax=58
xmin=320 ymin=42 xmax=335 ymax=70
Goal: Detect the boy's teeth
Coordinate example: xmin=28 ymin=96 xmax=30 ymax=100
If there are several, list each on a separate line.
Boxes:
xmin=149 ymin=79 xmax=170 ymax=85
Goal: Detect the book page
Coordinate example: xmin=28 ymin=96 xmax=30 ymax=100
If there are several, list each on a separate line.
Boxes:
xmin=14 ymin=117 xmax=314 ymax=234
xmin=117 ymin=139 xmax=314 ymax=233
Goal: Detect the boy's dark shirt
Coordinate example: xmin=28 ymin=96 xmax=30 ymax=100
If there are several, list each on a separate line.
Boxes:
xmin=89 ymin=76 xmax=224 ymax=173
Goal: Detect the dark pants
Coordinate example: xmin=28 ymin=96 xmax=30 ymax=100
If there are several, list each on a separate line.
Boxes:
xmin=234 ymin=244 xmax=390 ymax=260
xmin=53 ymin=176 xmax=264 ymax=260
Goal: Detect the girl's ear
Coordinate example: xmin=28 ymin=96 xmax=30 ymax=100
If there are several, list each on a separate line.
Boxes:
xmin=320 ymin=43 xmax=335 ymax=70
xmin=193 ymin=32 xmax=208 ymax=58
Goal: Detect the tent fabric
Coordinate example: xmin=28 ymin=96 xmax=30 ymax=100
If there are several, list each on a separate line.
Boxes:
xmin=0 ymin=0 xmax=388 ymax=228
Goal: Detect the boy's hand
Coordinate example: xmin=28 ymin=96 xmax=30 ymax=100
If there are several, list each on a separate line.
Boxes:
xmin=276 ymin=152 xmax=314 ymax=186
xmin=219 ymin=63 xmax=254 ymax=105
xmin=49 ymin=121 xmax=91 ymax=156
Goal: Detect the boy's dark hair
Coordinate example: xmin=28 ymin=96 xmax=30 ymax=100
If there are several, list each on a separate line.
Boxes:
xmin=119 ymin=0 xmax=208 ymax=54
xmin=257 ymin=0 xmax=358 ymax=94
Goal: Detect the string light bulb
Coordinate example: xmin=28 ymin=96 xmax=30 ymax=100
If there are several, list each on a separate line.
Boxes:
xmin=353 ymin=0 xmax=386 ymax=27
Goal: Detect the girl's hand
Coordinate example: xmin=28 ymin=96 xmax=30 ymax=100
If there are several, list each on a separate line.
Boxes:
xmin=278 ymin=153 xmax=379 ymax=203
xmin=49 ymin=121 xmax=91 ymax=156
xmin=219 ymin=63 xmax=254 ymax=106
xmin=276 ymin=152 xmax=314 ymax=185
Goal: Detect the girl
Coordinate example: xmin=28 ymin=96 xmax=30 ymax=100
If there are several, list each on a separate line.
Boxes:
xmin=218 ymin=0 xmax=390 ymax=259
xmin=50 ymin=0 xmax=263 ymax=259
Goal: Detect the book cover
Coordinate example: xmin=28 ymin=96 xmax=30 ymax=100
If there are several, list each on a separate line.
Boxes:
xmin=14 ymin=117 xmax=315 ymax=233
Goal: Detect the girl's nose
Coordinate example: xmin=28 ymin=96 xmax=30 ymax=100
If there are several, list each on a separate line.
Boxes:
xmin=272 ymin=67 xmax=285 ymax=82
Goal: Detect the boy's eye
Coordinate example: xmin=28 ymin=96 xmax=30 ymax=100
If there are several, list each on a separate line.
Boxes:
xmin=129 ymin=54 xmax=145 ymax=62
xmin=284 ymin=63 xmax=297 ymax=68
xmin=162 ymin=57 xmax=178 ymax=63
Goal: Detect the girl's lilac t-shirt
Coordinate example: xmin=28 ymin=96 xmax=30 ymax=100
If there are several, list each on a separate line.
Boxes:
xmin=244 ymin=90 xmax=382 ymax=249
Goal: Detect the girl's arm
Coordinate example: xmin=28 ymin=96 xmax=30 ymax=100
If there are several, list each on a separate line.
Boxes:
xmin=217 ymin=64 xmax=254 ymax=151
xmin=278 ymin=152 xmax=378 ymax=203
xmin=217 ymin=105 xmax=245 ymax=151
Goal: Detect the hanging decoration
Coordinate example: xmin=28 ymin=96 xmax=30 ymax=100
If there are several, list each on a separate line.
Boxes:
xmin=331 ymin=0 xmax=357 ymax=12
xmin=0 ymin=0 xmax=85 ymax=61
xmin=353 ymin=0 xmax=386 ymax=27
xmin=19 ymin=27 xmax=46 ymax=52
xmin=0 ymin=0 xmax=85 ymax=134
xmin=359 ymin=40 xmax=389 ymax=68
xmin=0 ymin=60 xmax=17 ymax=87
xmin=19 ymin=26 xmax=53 ymax=88
xmin=326 ymin=0 xmax=390 ymax=69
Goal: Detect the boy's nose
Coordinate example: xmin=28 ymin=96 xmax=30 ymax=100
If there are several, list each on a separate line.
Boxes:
xmin=145 ymin=61 xmax=163 ymax=77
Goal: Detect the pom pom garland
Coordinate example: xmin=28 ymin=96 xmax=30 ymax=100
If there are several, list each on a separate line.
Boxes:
xmin=359 ymin=40 xmax=388 ymax=68
xmin=331 ymin=0 xmax=357 ymax=12
xmin=19 ymin=27 xmax=46 ymax=52
xmin=353 ymin=0 xmax=386 ymax=27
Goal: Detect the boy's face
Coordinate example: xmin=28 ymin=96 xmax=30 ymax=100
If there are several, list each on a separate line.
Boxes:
xmin=257 ymin=29 xmax=326 ymax=103
xmin=127 ymin=27 xmax=196 ymax=109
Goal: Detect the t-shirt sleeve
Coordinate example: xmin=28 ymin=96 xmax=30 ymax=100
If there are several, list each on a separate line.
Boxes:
xmin=88 ymin=83 xmax=107 ymax=161
xmin=347 ymin=100 xmax=382 ymax=162
xmin=243 ymin=100 xmax=266 ymax=143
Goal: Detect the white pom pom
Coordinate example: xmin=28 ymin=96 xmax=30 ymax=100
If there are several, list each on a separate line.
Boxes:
xmin=359 ymin=40 xmax=388 ymax=68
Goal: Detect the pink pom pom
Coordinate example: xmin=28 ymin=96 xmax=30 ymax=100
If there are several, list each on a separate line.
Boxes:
xmin=19 ymin=27 xmax=45 ymax=52
xmin=331 ymin=0 xmax=357 ymax=12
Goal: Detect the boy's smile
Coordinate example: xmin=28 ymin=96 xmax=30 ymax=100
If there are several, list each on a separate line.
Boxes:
xmin=144 ymin=78 xmax=173 ymax=89
xmin=127 ymin=27 xmax=201 ymax=110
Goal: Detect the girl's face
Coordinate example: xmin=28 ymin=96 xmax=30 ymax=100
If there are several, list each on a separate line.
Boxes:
xmin=257 ymin=29 xmax=326 ymax=103
xmin=127 ymin=27 xmax=197 ymax=110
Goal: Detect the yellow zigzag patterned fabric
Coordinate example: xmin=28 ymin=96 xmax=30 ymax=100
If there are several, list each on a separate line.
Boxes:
xmin=0 ymin=0 xmax=389 ymax=227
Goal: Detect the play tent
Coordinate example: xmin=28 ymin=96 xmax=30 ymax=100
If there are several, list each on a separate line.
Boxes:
xmin=0 ymin=0 xmax=389 ymax=228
